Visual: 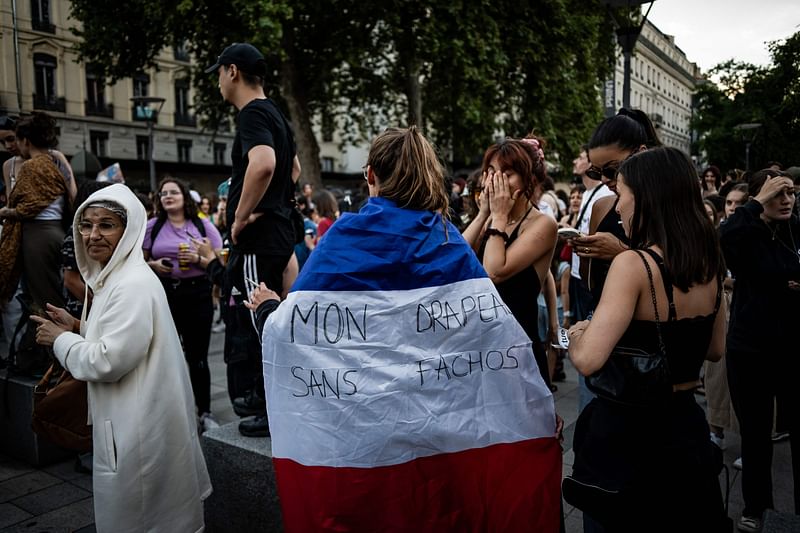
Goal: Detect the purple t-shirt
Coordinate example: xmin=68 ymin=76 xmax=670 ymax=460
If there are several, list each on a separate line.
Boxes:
xmin=143 ymin=217 xmax=223 ymax=279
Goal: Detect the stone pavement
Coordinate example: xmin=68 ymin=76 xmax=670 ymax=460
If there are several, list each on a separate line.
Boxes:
xmin=1 ymin=327 xmax=795 ymax=532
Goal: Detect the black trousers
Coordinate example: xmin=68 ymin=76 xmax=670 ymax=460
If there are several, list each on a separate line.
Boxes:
xmin=223 ymin=250 xmax=291 ymax=403
xmin=163 ymin=276 xmax=214 ymax=414
xmin=727 ymin=347 xmax=800 ymax=517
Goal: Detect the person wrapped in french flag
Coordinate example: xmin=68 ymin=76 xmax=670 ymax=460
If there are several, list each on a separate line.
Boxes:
xmin=258 ymin=127 xmax=561 ymax=532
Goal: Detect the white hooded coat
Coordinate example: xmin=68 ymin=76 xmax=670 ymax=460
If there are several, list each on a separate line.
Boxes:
xmin=53 ymin=184 xmax=211 ymax=532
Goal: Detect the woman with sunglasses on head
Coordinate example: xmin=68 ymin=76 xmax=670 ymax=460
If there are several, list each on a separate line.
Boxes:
xmin=143 ymin=177 xmax=223 ymax=432
xmin=720 ymin=168 xmax=800 ymax=532
xmin=565 ymin=147 xmax=729 ymax=532
xmin=463 ymin=136 xmax=558 ymax=388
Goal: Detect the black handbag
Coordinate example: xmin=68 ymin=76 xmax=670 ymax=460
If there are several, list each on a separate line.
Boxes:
xmin=585 ymin=249 xmax=672 ymax=405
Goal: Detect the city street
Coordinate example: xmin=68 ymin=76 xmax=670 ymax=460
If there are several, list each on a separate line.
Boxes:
xmin=0 ymin=328 xmax=795 ymax=531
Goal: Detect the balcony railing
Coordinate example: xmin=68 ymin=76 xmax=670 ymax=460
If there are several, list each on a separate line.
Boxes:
xmin=86 ymin=100 xmax=113 ymax=118
xmin=33 ymin=94 xmax=65 ymax=112
xmin=174 ymin=112 xmax=196 ymax=127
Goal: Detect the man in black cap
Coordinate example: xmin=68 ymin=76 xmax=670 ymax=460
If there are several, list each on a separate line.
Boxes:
xmin=206 ymin=43 xmax=301 ymax=437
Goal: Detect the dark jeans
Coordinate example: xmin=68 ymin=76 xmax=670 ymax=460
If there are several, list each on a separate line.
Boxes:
xmin=163 ymin=276 xmax=214 ymax=414
xmin=223 ymin=250 xmax=291 ymax=404
xmin=727 ymin=348 xmax=800 ymax=517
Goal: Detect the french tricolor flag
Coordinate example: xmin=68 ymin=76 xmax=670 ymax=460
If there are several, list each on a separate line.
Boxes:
xmin=262 ymin=197 xmax=561 ymax=532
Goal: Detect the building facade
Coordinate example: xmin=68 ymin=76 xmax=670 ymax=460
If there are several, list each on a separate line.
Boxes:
xmin=0 ymin=0 xmax=234 ymax=193
xmin=605 ymin=19 xmax=701 ymax=154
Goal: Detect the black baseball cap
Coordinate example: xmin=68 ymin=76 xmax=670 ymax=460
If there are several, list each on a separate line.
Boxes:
xmin=205 ymin=43 xmax=266 ymax=77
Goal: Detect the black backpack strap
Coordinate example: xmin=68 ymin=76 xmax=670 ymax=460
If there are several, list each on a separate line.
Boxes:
xmin=191 ymin=217 xmax=207 ymax=237
xmin=149 ymin=217 xmax=166 ymax=248
xmin=641 ymin=248 xmax=676 ymax=322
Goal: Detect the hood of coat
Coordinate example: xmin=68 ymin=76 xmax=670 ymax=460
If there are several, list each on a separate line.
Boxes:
xmin=73 ymin=183 xmax=147 ymax=291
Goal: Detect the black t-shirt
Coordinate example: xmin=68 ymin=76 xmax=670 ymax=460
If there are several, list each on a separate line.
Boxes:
xmin=228 ymin=98 xmax=296 ymax=254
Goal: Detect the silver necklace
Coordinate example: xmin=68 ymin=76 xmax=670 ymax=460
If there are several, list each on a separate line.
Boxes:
xmin=771 ymin=222 xmax=800 ymax=264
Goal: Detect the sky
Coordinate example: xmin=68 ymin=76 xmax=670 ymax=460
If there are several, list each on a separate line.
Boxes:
xmin=644 ymin=0 xmax=800 ymax=73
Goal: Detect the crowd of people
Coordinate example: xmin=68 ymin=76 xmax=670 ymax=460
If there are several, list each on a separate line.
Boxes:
xmin=0 ymin=40 xmax=797 ymax=532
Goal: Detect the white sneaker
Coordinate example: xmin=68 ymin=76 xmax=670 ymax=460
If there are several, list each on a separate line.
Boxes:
xmin=199 ymin=412 xmax=220 ymax=433
xmin=710 ymin=432 xmax=725 ymax=448
xmin=736 ymin=515 xmax=760 ymax=532
xmin=211 ymin=322 xmax=226 ymax=333
xmin=733 ymin=457 xmax=742 ymax=470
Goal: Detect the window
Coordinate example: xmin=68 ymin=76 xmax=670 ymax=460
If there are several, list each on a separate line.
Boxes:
xmin=90 ymin=130 xmax=108 ymax=158
xmin=321 ymin=156 xmax=335 ymax=173
xmin=321 ymin=114 xmax=334 ymax=142
xmin=136 ymin=135 xmax=150 ymax=160
xmin=173 ymin=42 xmax=189 ymax=62
xmin=31 ymin=0 xmax=54 ymax=32
xmin=33 ymin=53 xmax=63 ymax=111
xmin=133 ymin=73 xmax=149 ymax=98
xmin=85 ymin=65 xmax=111 ymax=117
xmin=174 ymin=79 xmax=195 ymax=126
xmin=213 ymin=143 xmax=226 ymax=166
xmin=177 ymin=139 xmax=192 ymax=163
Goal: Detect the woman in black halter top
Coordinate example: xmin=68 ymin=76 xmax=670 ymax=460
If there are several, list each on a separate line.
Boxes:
xmin=463 ymin=137 xmax=557 ymax=387
xmin=564 ymin=148 xmax=730 ymax=531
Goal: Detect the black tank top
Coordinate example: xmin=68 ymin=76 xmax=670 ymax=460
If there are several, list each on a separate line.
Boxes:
xmin=478 ymin=207 xmax=541 ymax=342
xmin=616 ymin=249 xmax=722 ymax=384
xmin=590 ymin=199 xmax=630 ymax=305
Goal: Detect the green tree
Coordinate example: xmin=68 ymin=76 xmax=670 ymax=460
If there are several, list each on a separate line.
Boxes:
xmin=692 ymin=32 xmax=800 ymax=171
xmin=69 ymin=0 xmax=617 ymax=185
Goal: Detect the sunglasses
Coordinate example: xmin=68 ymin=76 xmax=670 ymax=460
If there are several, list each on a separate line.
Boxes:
xmin=585 ymin=148 xmax=641 ymax=181
xmin=585 ymin=162 xmax=620 ymax=182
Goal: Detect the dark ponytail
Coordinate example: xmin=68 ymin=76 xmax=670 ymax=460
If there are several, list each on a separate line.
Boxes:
xmin=588 ymin=108 xmax=661 ymax=151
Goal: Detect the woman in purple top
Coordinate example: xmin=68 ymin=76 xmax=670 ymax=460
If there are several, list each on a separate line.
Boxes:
xmin=144 ymin=177 xmax=223 ymax=431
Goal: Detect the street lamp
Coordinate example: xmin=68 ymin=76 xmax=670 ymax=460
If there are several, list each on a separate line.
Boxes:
xmin=603 ymin=1 xmax=655 ymax=112
xmin=130 ymin=96 xmax=166 ymax=192
xmin=733 ymin=123 xmax=761 ymax=171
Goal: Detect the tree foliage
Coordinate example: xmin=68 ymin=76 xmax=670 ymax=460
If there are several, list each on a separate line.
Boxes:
xmin=692 ymin=32 xmax=800 ymax=171
xmin=69 ymin=0 xmax=618 ymax=185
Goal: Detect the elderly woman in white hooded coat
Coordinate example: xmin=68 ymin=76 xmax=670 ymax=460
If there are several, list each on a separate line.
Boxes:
xmin=32 ymin=183 xmax=211 ymax=532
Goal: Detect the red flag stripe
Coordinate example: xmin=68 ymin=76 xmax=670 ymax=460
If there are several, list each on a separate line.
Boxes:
xmin=274 ymin=437 xmax=562 ymax=533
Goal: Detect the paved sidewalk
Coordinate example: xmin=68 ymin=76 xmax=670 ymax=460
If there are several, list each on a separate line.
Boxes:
xmin=1 ymin=328 xmax=795 ymax=531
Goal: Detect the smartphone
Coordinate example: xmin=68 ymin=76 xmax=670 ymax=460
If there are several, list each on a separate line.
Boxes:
xmin=557 ymin=227 xmax=583 ymax=240
xmin=162 ymin=259 xmax=174 ymax=268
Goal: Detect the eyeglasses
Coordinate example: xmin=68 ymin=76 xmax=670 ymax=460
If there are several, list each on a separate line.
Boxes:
xmin=1 ymin=136 xmax=15 ymax=145
xmin=159 ymin=190 xmax=182 ymax=197
xmin=78 ymin=221 xmax=121 ymax=236
xmin=586 ymin=148 xmax=641 ymax=181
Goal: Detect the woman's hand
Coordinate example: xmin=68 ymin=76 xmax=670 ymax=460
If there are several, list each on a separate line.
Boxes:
xmin=486 ymin=170 xmax=519 ymax=224
xmin=190 ymin=237 xmax=216 ymax=265
xmin=45 ymin=303 xmax=77 ymax=333
xmin=244 ymin=282 xmax=280 ymax=311
xmin=555 ymin=413 xmax=564 ymax=442
xmin=568 ymin=320 xmax=589 ymax=343
xmin=754 ymin=175 xmax=794 ymax=205
xmin=477 ymin=171 xmax=491 ymax=214
xmin=30 ymin=315 xmax=69 ymax=347
xmin=177 ymin=244 xmax=200 ymax=266
xmin=572 ymin=232 xmax=627 ymax=261
xmin=149 ymin=258 xmax=173 ymax=275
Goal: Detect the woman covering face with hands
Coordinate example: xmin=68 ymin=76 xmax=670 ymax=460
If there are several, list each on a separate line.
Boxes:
xmin=463 ymin=137 xmax=558 ymax=387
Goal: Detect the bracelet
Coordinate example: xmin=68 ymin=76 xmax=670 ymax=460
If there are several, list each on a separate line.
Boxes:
xmin=563 ymin=311 xmax=572 ymax=318
xmin=485 ymin=228 xmax=510 ymax=243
